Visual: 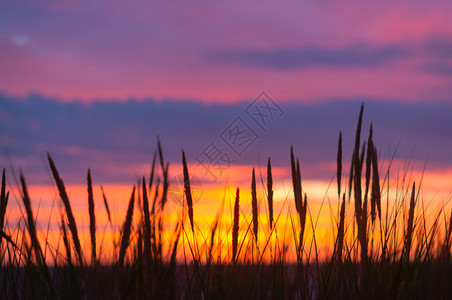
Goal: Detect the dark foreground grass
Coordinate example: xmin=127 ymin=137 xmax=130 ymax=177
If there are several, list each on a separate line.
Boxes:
xmin=0 ymin=106 xmax=451 ymax=299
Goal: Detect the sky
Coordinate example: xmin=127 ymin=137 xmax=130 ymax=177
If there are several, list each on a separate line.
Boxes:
xmin=0 ymin=1 xmax=451 ymax=102
xmin=0 ymin=1 xmax=451 ymax=259
xmin=1 ymin=0 xmax=451 ymax=179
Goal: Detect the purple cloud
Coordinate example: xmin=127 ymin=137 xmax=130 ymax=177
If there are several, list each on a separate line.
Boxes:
xmin=2 ymin=94 xmax=451 ymax=184
xmin=207 ymin=43 xmax=408 ymax=69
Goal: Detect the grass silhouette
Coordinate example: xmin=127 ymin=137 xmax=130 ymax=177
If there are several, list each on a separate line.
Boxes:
xmin=0 ymin=104 xmax=451 ymax=299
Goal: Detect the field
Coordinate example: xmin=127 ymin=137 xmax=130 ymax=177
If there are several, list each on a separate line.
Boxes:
xmin=1 ymin=105 xmax=451 ymax=299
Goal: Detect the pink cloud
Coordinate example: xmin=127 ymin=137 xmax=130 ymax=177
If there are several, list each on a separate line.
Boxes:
xmin=0 ymin=0 xmax=450 ymax=102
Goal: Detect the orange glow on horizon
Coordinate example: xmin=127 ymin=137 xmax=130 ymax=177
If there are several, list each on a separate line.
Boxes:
xmin=2 ymin=163 xmax=451 ymax=265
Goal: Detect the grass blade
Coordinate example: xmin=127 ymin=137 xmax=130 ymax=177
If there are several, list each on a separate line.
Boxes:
xmin=47 ymin=153 xmax=84 ymax=266
xmin=142 ymin=176 xmax=152 ymax=265
xmin=337 ymin=132 xmax=342 ymax=199
xmin=267 ymin=158 xmax=274 ymax=230
xmin=232 ymin=187 xmax=240 ymax=264
xmin=20 ymin=174 xmax=44 ymax=266
xmin=0 ymin=169 xmax=9 ymax=238
xmin=337 ymin=193 xmax=346 ymax=262
xmin=118 ymin=186 xmax=136 ymax=265
xmin=371 ymin=144 xmax=381 ymax=220
xmin=252 ymin=168 xmax=258 ymax=243
xmin=100 ymin=185 xmax=112 ymax=224
xmin=291 ymin=146 xmax=302 ymax=215
xmin=61 ymin=214 xmax=72 ymax=265
xmin=404 ymin=182 xmax=416 ymax=262
xmin=149 ymin=151 xmax=157 ymax=191
xmin=182 ymin=150 xmax=194 ymax=232
xmin=87 ymin=169 xmax=96 ymax=265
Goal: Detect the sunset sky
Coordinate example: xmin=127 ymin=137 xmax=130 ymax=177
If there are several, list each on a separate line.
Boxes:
xmin=1 ymin=1 xmax=451 ymax=102
xmin=1 ymin=1 xmax=451 ymax=258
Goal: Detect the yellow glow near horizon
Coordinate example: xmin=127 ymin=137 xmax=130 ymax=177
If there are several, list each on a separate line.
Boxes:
xmin=1 ymin=164 xmax=451 ymax=264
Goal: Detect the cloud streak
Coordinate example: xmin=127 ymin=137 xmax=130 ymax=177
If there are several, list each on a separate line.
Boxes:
xmin=424 ymin=63 xmax=452 ymax=76
xmin=208 ymin=43 xmax=408 ymax=69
